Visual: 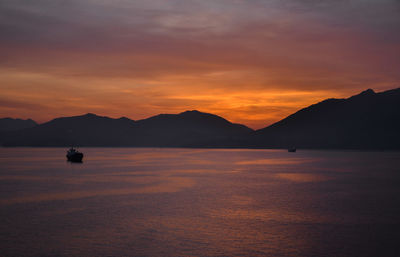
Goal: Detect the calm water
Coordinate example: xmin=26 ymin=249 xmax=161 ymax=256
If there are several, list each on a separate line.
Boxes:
xmin=1 ymin=148 xmax=400 ymax=257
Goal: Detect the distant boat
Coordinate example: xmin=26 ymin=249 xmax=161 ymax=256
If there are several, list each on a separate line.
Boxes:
xmin=288 ymin=147 xmax=296 ymax=152
xmin=66 ymin=147 xmax=84 ymax=162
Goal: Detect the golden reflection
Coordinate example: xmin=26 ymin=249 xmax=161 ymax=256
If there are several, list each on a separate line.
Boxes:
xmin=0 ymin=176 xmax=194 ymax=205
xmin=230 ymin=195 xmax=255 ymax=205
xmin=276 ymin=173 xmax=331 ymax=182
xmin=236 ymin=158 xmax=310 ymax=165
xmin=0 ymin=175 xmax=50 ymax=181
xmin=208 ymin=208 xmax=335 ymax=224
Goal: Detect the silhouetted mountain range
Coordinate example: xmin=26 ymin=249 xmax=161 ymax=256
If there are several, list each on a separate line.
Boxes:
xmin=0 ymin=118 xmax=37 ymax=131
xmin=1 ymin=88 xmax=399 ymax=149
xmin=252 ymin=88 xmax=400 ymax=149
xmin=0 ymin=111 xmax=252 ymax=147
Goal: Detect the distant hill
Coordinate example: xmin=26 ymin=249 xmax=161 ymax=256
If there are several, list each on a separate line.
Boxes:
xmin=252 ymin=88 xmax=400 ymax=149
xmin=0 ymin=111 xmax=253 ymax=147
xmin=0 ymin=118 xmax=37 ymax=131
xmin=1 ymin=113 xmax=137 ymax=146
xmin=131 ymin=110 xmax=252 ymax=147
xmin=1 ymin=88 xmax=399 ymax=149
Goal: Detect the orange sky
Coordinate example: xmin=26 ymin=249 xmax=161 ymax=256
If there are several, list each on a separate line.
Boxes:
xmin=1 ymin=0 xmax=399 ymax=129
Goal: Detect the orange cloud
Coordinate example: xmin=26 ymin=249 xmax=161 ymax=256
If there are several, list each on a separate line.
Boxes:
xmin=0 ymin=0 xmax=399 ymax=128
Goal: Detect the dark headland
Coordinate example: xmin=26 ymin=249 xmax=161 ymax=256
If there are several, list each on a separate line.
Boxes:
xmin=1 ymin=88 xmax=399 ymax=149
xmin=0 ymin=118 xmax=37 ymax=132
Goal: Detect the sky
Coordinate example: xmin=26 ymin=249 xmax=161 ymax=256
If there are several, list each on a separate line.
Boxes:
xmin=0 ymin=0 xmax=399 ymax=129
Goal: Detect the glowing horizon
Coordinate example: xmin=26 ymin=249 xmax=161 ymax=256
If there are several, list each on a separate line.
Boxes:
xmin=1 ymin=0 xmax=399 ymax=129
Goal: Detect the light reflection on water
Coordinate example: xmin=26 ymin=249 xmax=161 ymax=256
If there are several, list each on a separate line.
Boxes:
xmin=1 ymin=148 xmax=400 ymax=257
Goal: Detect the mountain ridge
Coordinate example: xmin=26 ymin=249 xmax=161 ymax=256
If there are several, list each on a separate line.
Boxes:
xmin=0 ymin=110 xmax=252 ymax=147
xmin=253 ymin=87 xmax=400 ymax=149
xmin=1 ymin=88 xmax=399 ymax=149
xmin=0 ymin=118 xmax=37 ymax=131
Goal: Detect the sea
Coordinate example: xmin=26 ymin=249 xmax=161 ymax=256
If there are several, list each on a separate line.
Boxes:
xmin=1 ymin=148 xmax=400 ymax=257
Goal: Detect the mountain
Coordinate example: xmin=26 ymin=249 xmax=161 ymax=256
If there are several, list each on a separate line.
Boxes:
xmin=131 ymin=110 xmax=252 ymax=147
xmin=0 ymin=111 xmax=253 ymax=147
xmin=252 ymin=88 xmax=400 ymax=149
xmin=1 ymin=88 xmax=399 ymax=149
xmin=1 ymin=113 xmax=137 ymax=146
xmin=0 ymin=118 xmax=37 ymax=131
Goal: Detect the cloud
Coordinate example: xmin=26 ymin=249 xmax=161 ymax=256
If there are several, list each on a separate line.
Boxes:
xmin=0 ymin=0 xmax=399 ymax=128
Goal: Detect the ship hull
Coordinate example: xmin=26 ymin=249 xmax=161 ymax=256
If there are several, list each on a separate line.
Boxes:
xmin=66 ymin=153 xmax=84 ymax=162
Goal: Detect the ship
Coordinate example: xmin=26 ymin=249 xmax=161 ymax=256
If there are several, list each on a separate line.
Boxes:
xmin=66 ymin=147 xmax=84 ymax=162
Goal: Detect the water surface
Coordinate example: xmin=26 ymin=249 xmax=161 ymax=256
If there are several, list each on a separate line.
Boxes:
xmin=1 ymin=148 xmax=400 ymax=256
